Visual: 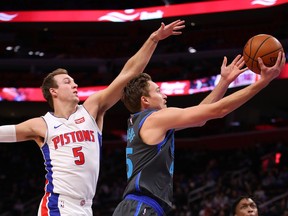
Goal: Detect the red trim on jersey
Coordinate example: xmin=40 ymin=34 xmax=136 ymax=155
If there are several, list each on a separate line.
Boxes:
xmin=40 ymin=189 xmax=50 ymax=215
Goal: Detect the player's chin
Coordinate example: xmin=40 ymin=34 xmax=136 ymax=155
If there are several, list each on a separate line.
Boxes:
xmin=74 ymin=97 xmax=80 ymax=103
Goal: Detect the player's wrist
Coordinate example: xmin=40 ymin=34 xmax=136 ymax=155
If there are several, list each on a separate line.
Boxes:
xmin=217 ymin=77 xmax=231 ymax=88
xmin=0 ymin=125 xmax=17 ymax=142
xmin=150 ymin=32 xmax=159 ymax=44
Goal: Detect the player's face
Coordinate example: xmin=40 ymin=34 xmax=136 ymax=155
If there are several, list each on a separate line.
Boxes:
xmin=144 ymin=81 xmax=167 ymax=110
xmin=235 ymin=198 xmax=258 ymax=216
xmin=52 ymin=74 xmax=79 ymax=103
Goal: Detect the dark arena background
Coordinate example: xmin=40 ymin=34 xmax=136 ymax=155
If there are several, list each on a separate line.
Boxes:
xmin=0 ymin=0 xmax=288 ymax=215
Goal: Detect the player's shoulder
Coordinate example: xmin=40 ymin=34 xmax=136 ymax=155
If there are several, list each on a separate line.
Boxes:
xmin=18 ymin=117 xmax=47 ymax=137
xmin=29 ymin=117 xmax=46 ymax=125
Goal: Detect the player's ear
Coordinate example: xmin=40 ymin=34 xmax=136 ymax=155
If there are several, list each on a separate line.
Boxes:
xmin=141 ymin=96 xmax=149 ymax=105
xmin=49 ymin=88 xmax=57 ymax=96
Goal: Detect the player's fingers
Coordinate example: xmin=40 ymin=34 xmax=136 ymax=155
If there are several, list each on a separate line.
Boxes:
xmin=232 ymin=54 xmax=241 ymax=65
xmin=173 ymin=19 xmax=185 ymax=25
xmin=281 ymin=52 xmax=286 ymax=65
xmin=173 ymin=25 xmax=185 ymax=30
xmin=172 ymin=31 xmax=183 ymax=35
xmin=170 ymin=19 xmax=181 ymax=25
xmin=235 ymin=56 xmax=245 ymax=67
xmin=275 ymin=51 xmax=285 ymax=67
xmin=257 ymin=57 xmax=264 ymax=68
xmin=166 ymin=19 xmax=182 ymax=28
xmin=242 ymin=67 xmax=248 ymax=71
xmin=238 ymin=60 xmax=245 ymax=68
xmin=274 ymin=51 xmax=282 ymax=65
xmin=172 ymin=26 xmax=185 ymax=33
xmin=221 ymin=56 xmax=227 ymax=67
xmin=237 ymin=67 xmax=248 ymax=75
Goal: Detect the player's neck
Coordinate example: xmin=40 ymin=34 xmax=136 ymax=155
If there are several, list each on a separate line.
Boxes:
xmin=53 ymin=103 xmax=78 ymax=119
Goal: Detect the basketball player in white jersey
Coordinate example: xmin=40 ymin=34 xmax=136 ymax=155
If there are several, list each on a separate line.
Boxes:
xmin=0 ymin=20 xmax=185 ymax=215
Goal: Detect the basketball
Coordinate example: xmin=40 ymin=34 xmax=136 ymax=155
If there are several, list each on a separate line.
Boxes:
xmin=243 ymin=34 xmax=284 ymax=74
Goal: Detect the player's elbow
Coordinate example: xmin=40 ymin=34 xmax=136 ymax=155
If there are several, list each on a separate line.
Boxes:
xmin=198 ymin=121 xmax=207 ymax=127
xmin=218 ymin=107 xmax=232 ymax=119
xmin=209 ymin=104 xmax=230 ymax=120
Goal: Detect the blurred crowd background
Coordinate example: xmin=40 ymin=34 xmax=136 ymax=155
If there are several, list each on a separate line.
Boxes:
xmin=1 ymin=138 xmax=288 ymax=215
xmin=0 ymin=0 xmax=288 ymax=215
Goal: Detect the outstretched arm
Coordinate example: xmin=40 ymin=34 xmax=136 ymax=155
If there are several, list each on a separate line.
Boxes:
xmin=0 ymin=117 xmax=46 ymax=147
xmin=199 ymin=51 xmax=285 ymax=121
xmin=141 ymin=52 xmax=285 ymax=144
xmin=200 ymin=55 xmax=247 ymax=104
xmin=84 ymin=20 xmax=185 ymax=123
xmin=181 ymin=52 xmax=285 ymax=127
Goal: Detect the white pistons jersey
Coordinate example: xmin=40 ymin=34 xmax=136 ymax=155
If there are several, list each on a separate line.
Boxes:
xmin=41 ymin=105 xmax=102 ymax=200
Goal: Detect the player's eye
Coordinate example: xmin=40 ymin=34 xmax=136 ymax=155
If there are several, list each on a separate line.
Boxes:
xmin=240 ymin=205 xmax=248 ymax=209
xmin=63 ymin=78 xmax=71 ymax=84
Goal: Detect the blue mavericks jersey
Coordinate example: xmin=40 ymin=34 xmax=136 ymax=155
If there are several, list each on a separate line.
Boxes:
xmin=123 ymin=109 xmax=175 ymax=210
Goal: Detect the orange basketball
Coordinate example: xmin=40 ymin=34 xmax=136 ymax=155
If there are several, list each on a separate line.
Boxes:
xmin=243 ymin=34 xmax=284 ymax=74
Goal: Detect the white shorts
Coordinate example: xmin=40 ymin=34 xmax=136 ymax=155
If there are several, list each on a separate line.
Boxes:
xmin=38 ymin=192 xmax=93 ymax=216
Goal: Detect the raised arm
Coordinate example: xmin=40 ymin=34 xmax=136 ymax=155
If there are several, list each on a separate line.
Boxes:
xmin=84 ymin=20 xmax=185 ymax=121
xmin=141 ymin=52 xmax=285 ymax=144
xmin=200 ymin=54 xmax=247 ymax=104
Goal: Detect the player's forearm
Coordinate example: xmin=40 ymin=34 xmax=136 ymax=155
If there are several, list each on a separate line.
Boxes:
xmin=91 ymin=32 xmax=160 ymax=113
xmin=0 ymin=125 xmax=16 ymax=143
xmin=121 ymin=32 xmax=159 ymax=77
xmin=120 ymin=20 xmax=185 ymax=78
xmin=216 ymin=78 xmax=269 ymax=118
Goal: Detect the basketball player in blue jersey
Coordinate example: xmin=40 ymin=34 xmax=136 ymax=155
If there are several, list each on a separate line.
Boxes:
xmin=113 ymin=51 xmax=286 ymax=216
xmin=0 ymin=20 xmax=185 ymax=215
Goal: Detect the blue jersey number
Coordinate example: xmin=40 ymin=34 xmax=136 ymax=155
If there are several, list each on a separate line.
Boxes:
xmin=126 ymin=147 xmax=133 ymax=179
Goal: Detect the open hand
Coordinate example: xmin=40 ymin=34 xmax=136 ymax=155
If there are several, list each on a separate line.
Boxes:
xmin=153 ymin=19 xmax=185 ymax=42
xmin=220 ymin=54 xmax=248 ymax=83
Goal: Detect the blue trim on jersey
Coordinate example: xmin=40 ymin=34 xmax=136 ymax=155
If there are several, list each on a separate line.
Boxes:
xmin=125 ymin=194 xmax=164 ymax=216
xmin=170 ymin=131 xmax=175 ymax=157
xmin=97 ymin=132 xmax=102 ymax=160
xmin=138 ymin=111 xmax=155 ymax=129
xmin=132 ymin=110 xmax=142 ymax=116
xmin=157 ymin=129 xmax=174 ymax=153
xmin=48 ymin=193 xmax=61 ymax=215
xmin=42 ymin=143 xmax=54 ymax=192
xmin=135 ymin=202 xmax=142 ymax=216
xmin=135 ymin=172 xmax=141 ymax=192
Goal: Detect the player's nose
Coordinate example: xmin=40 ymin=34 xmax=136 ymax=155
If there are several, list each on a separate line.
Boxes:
xmin=72 ymin=82 xmax=78 ymax=88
